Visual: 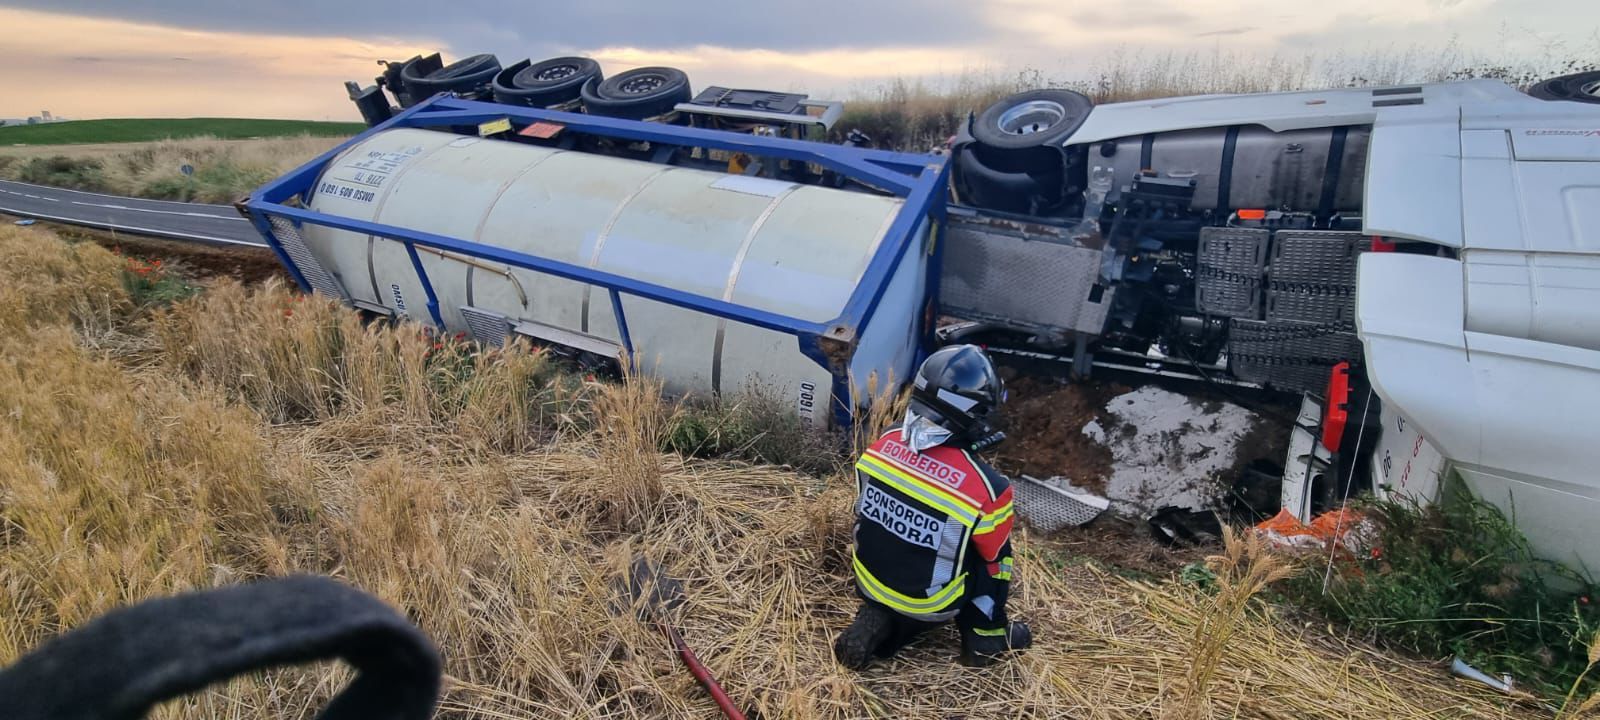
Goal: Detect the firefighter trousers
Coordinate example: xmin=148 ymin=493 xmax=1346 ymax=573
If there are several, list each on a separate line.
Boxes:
xmin=860 ymin=577 xmax=1011 ymax=659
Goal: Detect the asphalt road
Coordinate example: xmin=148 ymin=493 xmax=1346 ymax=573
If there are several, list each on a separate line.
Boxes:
xmin=0 ymin=179 xmax=268 ymax=247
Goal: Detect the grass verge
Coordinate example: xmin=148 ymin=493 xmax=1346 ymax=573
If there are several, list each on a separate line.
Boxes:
xmin=1281 ymin=489 xmax=1600 ymax=702
xmin=0 ymin=135 xmax=344 ymax=203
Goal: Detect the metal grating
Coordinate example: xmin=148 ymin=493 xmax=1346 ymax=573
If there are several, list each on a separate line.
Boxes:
xmin=1264 ymin=230 xmax=1363 ymax=325
xmin=940 ymin=215 xmax=1112 ymax=335
xmin=514 ymin=319 xmax=622 ymax=358
xmin=268 ymin=216 xmax=348 ymax=300
xmin=1013 ymin=476 xmax=1109 ymax=533
xmin=1267 ymin=230 xmax=1363 ymax=283
xmin=1228 ymin=319 xmax=1361 ymax=392
xmin=460 ymin=306 xmax=512 ymax=348
xmin=1196 ymin=227 xmax=1268 ymax=318
xmin=1265 ymin=286 xmax=1356 ymax=324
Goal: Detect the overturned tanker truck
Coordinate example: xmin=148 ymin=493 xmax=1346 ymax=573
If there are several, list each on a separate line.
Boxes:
xmin=243 ymin=53 xmax=1600 ymax=569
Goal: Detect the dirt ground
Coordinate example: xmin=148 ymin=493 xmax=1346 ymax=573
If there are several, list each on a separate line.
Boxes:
xmin=987 ymin=363 xmax=1297 ymax=575
xmin=992 ymin=370 xmax=1290 ymax=486
xmin=990 ymin=372 xmax=1124 ymax=494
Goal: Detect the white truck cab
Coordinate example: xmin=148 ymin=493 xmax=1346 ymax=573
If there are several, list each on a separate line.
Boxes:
xmin=951 ymin=75 xmax=1600 ymax=571
xmin=1356 ymin=96 xmax=1600 ymax=572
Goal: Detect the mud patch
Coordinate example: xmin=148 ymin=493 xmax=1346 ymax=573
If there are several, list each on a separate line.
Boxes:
xmin=995 ymin=373 xmax=1283 ymax=520
xmin=991 ymin=374 xmax=1125 ymax=495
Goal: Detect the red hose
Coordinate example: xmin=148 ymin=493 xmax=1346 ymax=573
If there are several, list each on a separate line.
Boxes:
xmin=663 ymin=625 xmax=747 ymax=720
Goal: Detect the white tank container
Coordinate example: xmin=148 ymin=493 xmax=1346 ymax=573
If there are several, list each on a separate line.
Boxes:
xmin=300 ymin=128 xmax=927 ymax=426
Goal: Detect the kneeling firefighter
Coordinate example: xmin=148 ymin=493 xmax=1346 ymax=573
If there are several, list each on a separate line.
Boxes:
xmin=834 ymin=344 xmax=1032 ymax=668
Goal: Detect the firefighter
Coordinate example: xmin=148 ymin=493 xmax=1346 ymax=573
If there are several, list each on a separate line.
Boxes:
xmin=834 ymin=344 xmax=1032 ymax=669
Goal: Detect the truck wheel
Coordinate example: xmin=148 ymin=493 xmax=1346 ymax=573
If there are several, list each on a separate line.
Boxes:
xmin=386 ymin=54 xmax=441 ymax=107
xmin=581 ymin=66 xmax=692 ymax=121
xmin=403 ymin=53 xmax=501 ymax=100
xmin=954 ymin=145 xmax=1062 ymax=214
xmin=493 ymin=56 xmax=602 ymax=108
xmin=971 ymin=89 xmax=1092 ymax=172
xmin=1528 ymin=70 xmax=1600 ymax=104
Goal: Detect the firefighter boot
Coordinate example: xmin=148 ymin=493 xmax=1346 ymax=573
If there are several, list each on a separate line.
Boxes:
xmin=833 ymin=603 xmax=895 ymax=670
xmin=959 ymin=620 xmax=1033 ymax=667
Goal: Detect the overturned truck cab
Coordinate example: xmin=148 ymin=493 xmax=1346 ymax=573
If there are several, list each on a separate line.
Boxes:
xmin=944 ymin=76 xmax=1600 ymax=571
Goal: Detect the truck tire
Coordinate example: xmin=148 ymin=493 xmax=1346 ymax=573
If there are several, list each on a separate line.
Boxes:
xmin=387 ymin=54 xmax=442 ymax=108
xmin=970 ymin=89 xmax=1092 ymax=172
xmin=954 ymin=145 xmax=1061 ymax=214
xmin=1528 ymin=70 xmax=1600 ymax=104
xmin=581 ymin=66 xmax=692 ymax=121
xmin=493 ymin=56 xmax=602 ymax=108
xmin=403 ymin=53 xmax=501 ymax=101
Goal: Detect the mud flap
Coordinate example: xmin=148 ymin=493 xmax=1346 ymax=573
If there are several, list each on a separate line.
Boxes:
xmin=1281 ymin=394 xmax=1335 ymax=522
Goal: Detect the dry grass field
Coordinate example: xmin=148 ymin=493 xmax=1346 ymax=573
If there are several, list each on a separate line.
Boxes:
xmin=0 ymin=223 xmax=1543 ymax=718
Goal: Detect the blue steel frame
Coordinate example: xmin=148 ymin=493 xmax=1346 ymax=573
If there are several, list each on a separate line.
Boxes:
xmin=243 ymin=94 xmax=950 ymax=429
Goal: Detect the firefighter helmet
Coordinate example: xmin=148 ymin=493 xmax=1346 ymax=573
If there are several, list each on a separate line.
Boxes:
xmin=908 ymin=344 xmax=1005 ymax=438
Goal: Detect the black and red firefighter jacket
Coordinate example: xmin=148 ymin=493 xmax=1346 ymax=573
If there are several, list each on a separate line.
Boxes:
xmin=851 ymin=427 xmax=1016 ymax=633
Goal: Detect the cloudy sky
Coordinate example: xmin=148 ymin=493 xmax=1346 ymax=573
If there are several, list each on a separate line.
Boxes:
xmin=1 ymin=0 xmax=1595 ymax=121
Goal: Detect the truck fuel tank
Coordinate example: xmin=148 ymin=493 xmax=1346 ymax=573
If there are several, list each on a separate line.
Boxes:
xmin=1097 ymin=125 xmax=1370 ymax=213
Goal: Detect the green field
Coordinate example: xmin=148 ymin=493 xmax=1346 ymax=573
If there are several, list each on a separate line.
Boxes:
xmin=0 ymin=118 xmax=366 ymax=145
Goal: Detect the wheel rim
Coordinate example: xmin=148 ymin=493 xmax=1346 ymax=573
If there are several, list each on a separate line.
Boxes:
xmin=1582 ymin=79 xmax=1600 ymax=99
xmin=536 ymin=64 xmax=579 ymax=82
xmin=619 ymin=74 xmax=666 ymax=95
xmin=997 ymin=100 xmax=1066 ymax=136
